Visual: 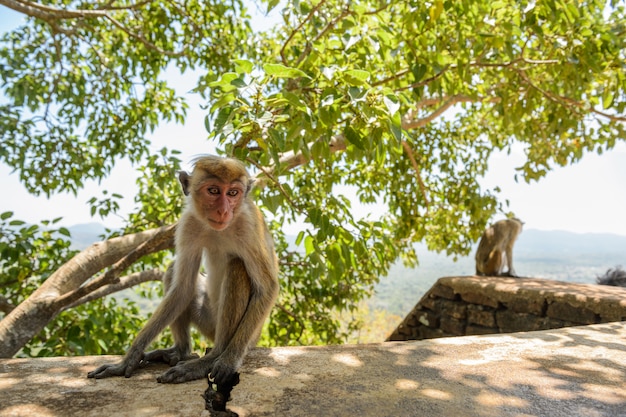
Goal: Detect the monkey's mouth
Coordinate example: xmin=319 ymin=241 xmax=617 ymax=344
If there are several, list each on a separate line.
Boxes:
xmin=208 ymin=218 xmax=230 ymax=231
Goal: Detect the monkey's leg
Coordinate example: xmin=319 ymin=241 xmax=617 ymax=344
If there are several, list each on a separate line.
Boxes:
xmin=485 ymin=249 xmax=502 ymax=276
xmin=157 ymin=259 xmax=253 ymax=384
xmin=142 ymin=308 xmax=199 ymax=366
xmin=504 ymin=248 xmax=518 ymax=277
xmin=141 ymin=265 xmax=199 ymax=366
xmin=88 ymin=257 xmax=202 ymax=380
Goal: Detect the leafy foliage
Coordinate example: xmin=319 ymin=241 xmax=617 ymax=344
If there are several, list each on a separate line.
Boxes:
xmin=0 ymin=211 xmax=146 ymax=356
xmin=0 ymin=0 xmax=252 ymax=196
xmin=0 ymin=212 xmax=75 ymax=305
xmin=0 ymin=0 xmax=624 ymax=354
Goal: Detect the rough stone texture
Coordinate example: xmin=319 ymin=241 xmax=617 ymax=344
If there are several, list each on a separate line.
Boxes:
xmin=1 ymin=322 xmax=626 ymax=416
xmin=387 ymin=276 xmax=626 ymax=342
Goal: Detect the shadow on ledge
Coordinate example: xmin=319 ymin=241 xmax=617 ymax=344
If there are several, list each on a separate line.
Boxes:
xmin=1 ymin=321 xmax=625 ymax=417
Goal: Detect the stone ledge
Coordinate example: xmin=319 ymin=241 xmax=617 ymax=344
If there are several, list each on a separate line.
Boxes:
xmin=388 ymin=277 xmax=626 ymax=341
xmin=2 ymin=321 xmax=626 ymax=416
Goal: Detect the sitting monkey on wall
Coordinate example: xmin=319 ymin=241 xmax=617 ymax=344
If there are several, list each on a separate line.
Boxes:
xmin=475 ymin=218 xmax=523 ymax=277
xmin=597 ymin=266 xmax=626 ymax=287
xmin=88 ymin=155 xmax=279 ymax=385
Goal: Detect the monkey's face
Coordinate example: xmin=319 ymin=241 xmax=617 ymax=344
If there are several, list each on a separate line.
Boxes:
xmin=193 ymin=179 xmax=246 ymax=231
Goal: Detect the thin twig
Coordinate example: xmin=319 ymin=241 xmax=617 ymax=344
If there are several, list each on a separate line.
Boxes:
xmin=247 ymin=157 xmax=304 ymax=214
xmin=280 ymin=0 xmax=328 ymax=64
xmin=62 ymin=268 xmax=165 ymax=310
xmin=401 ymin=141 xmax=430 ymax=209
xmin=517 ymin=69 xmax=626 ymax=122
xmin=53 ymin=224 xmax=176 ymax=307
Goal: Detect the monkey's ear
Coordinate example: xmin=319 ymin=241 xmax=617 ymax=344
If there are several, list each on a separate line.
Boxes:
xmin=178 ymin=171 xmax=191 ymax=196
xmin=246 ymin=178 xmax=256 ymax=196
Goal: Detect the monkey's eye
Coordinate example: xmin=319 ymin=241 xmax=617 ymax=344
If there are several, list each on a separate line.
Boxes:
xmin=226 ymin=189 xmax=239 ymax=197
xmin=207 ymin=187 xmax=220 ymax=195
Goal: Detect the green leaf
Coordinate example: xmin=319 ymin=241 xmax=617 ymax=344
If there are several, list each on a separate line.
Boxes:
xmin=267 ymin=0 xmax=280 ymax=13
xmin=233 ymin=59 xmax=253 ymax=74
xmin=344 ymin=125 xmax=365 ymax=150
xmin=283 ymin=91 xmax=308 ymax=111
xmin=208 ymin=72 xmax=239 ymax=88
xmin=263 ymin=64 xmax=309 ymax=79
xmin=343 ymin=70 xmax=370 ymax=86
xmin=411 ymin=64 xmax=427 ymax=83
xmin=304 ymin=235 xmax=315 ymax=255
xmin=295 ymin=231 xmax=305 ymax=246
xmin=213 ymin=107 xmax=233 ymax=132
xmin=602 ymin=89 xmax=615 ymax=110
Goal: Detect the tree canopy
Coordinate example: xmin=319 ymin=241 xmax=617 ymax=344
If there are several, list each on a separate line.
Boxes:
xmin=0 ymin=0 xmax=624 ymax=357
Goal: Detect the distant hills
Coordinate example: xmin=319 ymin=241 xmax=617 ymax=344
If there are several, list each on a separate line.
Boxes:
xmin=66 ymin=224 xmax=626 ymax=317
xmin=515 ymin=229 xmax=626 ymax=257
xmin=374 ymin=229 xmax=626 ymax=316
xmin=67 ymin=223 xmax=107 ymax=250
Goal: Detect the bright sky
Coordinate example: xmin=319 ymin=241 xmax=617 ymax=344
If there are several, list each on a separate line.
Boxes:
xmin=1 ymin=6 xmax=625 ymax=236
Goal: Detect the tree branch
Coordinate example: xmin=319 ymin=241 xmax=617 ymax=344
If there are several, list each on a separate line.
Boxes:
xmin=402 ymin=95 xmax=477 ymax=129
xmin=62 ymin=268 xmax=165 ymax=310
xmin=104 ymin=14 xmax=189 ymax=57
xmin=401 ymin=141 xmax=430 ymax=209
xmin=253 ymin=134 xmax=346 ymax=183
xmin=1 ymin=0 xmax=190 ymax=56
xmin=247 ymin=157 xmax=304 ymax=214
xmin=0 ymin=0 xmax=107 ymax=19
xmin=0 ymin=0 xmax=152 ymax=18
xmin=294 ymin=5 xmax=353 ymax=66
xmin=31 ymin=226 xmax=174 ymax=300
xmin=517 ymin=69 xmax=626 ymax=122
xmin=376 ymin=57 xmax=560 ymax=90
xmin=281 ymin=0 xmax=328 ymax=64
xmin=53 ymin=224 xmax=176 ymax=307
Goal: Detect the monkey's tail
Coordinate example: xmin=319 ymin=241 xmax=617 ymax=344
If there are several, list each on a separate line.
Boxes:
xmin=597 ymin=266 xmax=626 ymax=287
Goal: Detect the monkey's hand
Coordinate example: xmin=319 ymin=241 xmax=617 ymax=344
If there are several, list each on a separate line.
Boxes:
xmin=87 ymin=349 xmax=144 ymax=379
xmin=143 ymin=346 xmax=199 ymax=366
xmin=209 ymin=356 xmax=239 ymax=387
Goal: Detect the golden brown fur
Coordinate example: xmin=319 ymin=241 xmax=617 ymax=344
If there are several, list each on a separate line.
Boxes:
xmin=88 ymin=155 xmax=279 ymax=385
xmin=475 ymin=218 xmax=523 ymax=277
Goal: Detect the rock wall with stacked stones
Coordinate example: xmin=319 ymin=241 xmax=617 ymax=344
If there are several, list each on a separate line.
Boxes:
xmin=387 ymin=276 xmax=626 ymax=341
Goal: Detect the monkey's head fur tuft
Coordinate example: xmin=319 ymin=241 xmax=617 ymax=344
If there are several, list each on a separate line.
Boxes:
xmin=188 ymin=155 xmax=254 ymax=196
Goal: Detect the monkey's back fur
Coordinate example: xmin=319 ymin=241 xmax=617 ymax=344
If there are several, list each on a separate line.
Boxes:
xmin=597 ymin=266 xmax=626 ymax=287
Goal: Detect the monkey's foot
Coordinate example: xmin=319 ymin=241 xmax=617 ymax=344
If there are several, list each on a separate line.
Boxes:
xmin=209 ymin=357 xmax=239 ymax=387
xmin=156 ymin=357 xmax=213 ymax=384
xmin=143 ymin=346 xmax=199 ymax=366
xmin=203 ymin=372 xmax=240 ymax=415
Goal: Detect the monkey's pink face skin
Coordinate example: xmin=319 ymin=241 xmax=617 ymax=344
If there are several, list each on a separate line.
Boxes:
xmin=195 ymin=180 xmax=245 ymax=231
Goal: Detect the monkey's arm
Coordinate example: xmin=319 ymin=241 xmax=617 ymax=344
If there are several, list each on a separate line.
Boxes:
xmin=87 ymin=256 xmax=201 ymax=379
xmin=209 ymin=251 xmax=279 ymax=383
xmin=215 ymin=292 xmax=278 ymax=382
xmin=504 ymin=247 xmax=517 ymax=277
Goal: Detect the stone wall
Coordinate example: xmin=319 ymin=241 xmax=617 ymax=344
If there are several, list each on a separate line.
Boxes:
xmin=3 ymin=322 xmax=626 ymax=416
xmin=387 ymin=276 xmax=626 ymax=341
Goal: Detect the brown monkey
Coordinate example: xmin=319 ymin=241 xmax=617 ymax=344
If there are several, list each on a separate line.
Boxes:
xmin=475 ymin=218 xmax=523 ymax=277
xmin=88 ymin=155 xmax=279 ymax=385
xmin=597 ymin=266 xmax=626 ymax=287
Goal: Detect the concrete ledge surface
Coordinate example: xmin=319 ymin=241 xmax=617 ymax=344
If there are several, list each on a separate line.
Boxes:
xmin=1 ymin=321 xmax=626 ymax=417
